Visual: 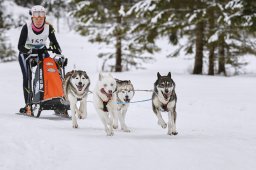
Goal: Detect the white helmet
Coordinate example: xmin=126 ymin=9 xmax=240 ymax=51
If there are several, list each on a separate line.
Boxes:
xmin=30 ymin=5 xmax=46 ymax=17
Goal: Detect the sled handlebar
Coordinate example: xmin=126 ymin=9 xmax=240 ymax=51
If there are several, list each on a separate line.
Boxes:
xmin=25 ymin=48 xmax=58 ymax=61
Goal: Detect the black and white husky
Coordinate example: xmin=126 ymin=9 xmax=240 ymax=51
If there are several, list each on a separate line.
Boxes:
xmin=113 ymin=79 xmax=135 ymax=132
xmin=63 ymin=70 xmax=90 ymax=128
xmin=152 ymin=72 xmax=178 ymax=135
xmin=93 ymin=73 xmax=117 ymax=136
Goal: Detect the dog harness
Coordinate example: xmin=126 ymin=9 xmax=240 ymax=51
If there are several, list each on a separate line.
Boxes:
xmin=157 ymin=90 xmax=176 ymax=112
xmin=99 ymin=88 xmax=115 ymax=112
xmin=103 ymin=101 xmax=108 ymax=112
xmin=162 ymin=104 xmax=168 ymax=112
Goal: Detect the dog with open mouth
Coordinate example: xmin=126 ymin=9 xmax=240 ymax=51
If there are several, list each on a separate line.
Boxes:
xmin=113 ymin=79 xmax=135 ymax=132
xmin=93 ymin=73 xmax=117 ymax=136
xmin=152 ymin=72 xmax=178 ymax=135
xmin=63 ymin=70 xmax=90 ymax=128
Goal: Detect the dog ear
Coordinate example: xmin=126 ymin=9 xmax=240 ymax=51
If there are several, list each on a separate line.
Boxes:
xmin=168 ymin=72 xmax=172 ymax=78
xmin=82 ymin=71 xmax=89 ymax=79
xmin=157 ymin=72 xmax=161 ymax=79
xmin=115 ymin=78 xmax=121 ymax=84
xmin=65 ymin=70 xmax=74 ymax=79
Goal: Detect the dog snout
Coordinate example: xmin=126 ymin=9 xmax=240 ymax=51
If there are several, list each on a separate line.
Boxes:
xmin=125 ymin=95 xmax=129 ymax=99
xmin=108 ymin=90 xmax=112 ymax=94
xmin=78 ymin=82 xmax=82 ymax=86
xmin=165 ymin=89 xmax=169 ymax=93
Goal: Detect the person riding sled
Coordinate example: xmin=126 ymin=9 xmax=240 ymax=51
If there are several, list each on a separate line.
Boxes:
xmin=18 ymin=5 xmax=62 ymax=116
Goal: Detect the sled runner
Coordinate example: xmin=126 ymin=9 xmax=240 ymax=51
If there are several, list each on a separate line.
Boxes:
xmin=20 ymin=48 xmax=70 ymax=117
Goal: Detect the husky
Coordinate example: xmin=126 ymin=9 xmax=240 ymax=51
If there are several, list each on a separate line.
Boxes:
xmin=93 ymin=73 xmax=117 ymax=136
xmin=152 ymin=72 xmax=178 ymax=135
xmin=113 ymin=79 xmax=135 ymax=132
xmin=63 ymin=70 xmax=90 ymax=128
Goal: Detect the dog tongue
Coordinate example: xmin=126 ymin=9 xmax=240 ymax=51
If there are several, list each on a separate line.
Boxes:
xmin=124 ymin=99 xmax=130 ymax=103
xmin=163 ymin=93 xmax=169 ymax=100
xmin=108 ymin=93 xmax=112 ymax=99
xmin=77 ymin=85 xmax=83 ymax=91
xmin=101 ymin=88 xmax=112 ymax=99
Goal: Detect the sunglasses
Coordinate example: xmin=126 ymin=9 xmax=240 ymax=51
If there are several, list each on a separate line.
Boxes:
xmin=32 ymin=11 xmax=46 ymax=17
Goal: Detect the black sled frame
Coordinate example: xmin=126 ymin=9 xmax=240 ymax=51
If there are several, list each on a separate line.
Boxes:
xmin=24 ymin=48 xmax=70 ymax=117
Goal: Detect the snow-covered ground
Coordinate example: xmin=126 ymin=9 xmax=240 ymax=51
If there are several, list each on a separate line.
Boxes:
xmin=1 ymin=2 xmax=256 ymax=170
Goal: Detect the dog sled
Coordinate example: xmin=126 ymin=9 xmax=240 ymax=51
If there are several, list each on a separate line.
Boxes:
xmin=19 ymin=48 xmax=70 ymax=117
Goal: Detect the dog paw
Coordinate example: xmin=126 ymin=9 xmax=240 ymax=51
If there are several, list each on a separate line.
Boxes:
xmin=172 ymin=132 xmax=178 ymax=135
xmin=106 ymin=129 xmax=114 ymax=136
xmin=167 ymin=130 xmax=178 ymax=136
xmin=113 ymin=124 xmax=118 ymax=129
xmin=107 ymin=133 xmax=114 ymax=136
xmin=158 ymin=120 xmax=167 ymax=129
xmin=73 ymin=123 xmax=78 ymax=128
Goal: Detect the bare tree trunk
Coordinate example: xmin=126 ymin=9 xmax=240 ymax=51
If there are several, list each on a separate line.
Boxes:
xmin=115 ymin=0 xmax=122 ymax=72
xmin=193 ymin=21 xmax=204 ymax=74
xmin=218 ymin=34 xmax=226 ymax=76
xmin=57 ymin=17 xmax=59 ymax=33
xmin=208 ymin=7 xmax=215 ymax=75
xmin=208 ymin=46 xmax=215 ymax=75
xmin=115 ymin=30 xmax=122 ymax=72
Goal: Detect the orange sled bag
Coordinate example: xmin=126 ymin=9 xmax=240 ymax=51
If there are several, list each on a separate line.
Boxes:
xmin=43 ymin=57 xmax=64 ymax=100
xmin=33 ymin=57 xmax=64 ymax=103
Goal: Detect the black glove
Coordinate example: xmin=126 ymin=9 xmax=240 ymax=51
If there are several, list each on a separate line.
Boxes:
xmin=28 ymin=48 xmax=45 ymax=55
xmin=53 ymin=48 xmax=61 ymax=54
xmin=51 ymin=43 xmax=62 ymax=54
xmin=63 ymin=58 xmax=68 ymax=67
xmin=28 ymin=49 xmax=46 ymax=61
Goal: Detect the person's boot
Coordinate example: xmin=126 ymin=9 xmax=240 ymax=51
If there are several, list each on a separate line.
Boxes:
xmin=25 ymin=105 xmax=32 ymax=116
xmin=19 ymin=105 xmax=32 ymax=116
xmin=19 ymin=107 xmax=26 ymax=113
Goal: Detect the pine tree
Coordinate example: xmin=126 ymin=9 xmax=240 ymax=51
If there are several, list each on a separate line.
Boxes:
xmin=71 ymin=0 xmax=158 ymax=72
xmin=47 ymin=0 xmax=67 ymax=33
xmin=14 ymin=0 xmax=42 ymax=7
xmin=0 ymin=0 xmax=16 ymax=63
xmin=131 ymin=0 xmax=256 ymax=76
xmin=207 ymin=0 xmax=256 ymax=75
xmin=207 ymin=5 xmax=216 ymax=75
xmin=129 ymin=0 xmax=208 ymax=74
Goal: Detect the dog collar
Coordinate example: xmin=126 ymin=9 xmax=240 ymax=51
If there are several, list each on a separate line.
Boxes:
xmin=96 ymin=93 xmax=109 ymax=112
xmin=96 ymin=91 xmax=110 ymax=112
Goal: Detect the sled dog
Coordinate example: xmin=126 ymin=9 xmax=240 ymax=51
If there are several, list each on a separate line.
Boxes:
xmin=93 ymin=73 xmax=117 ymax=136
xmin=64 ymin=70 xmax=90 ymax=128
xmin=113 ymin=79 xmax=135 ymax=132
xmin=152 ymin=72 xmax=178 ymax=135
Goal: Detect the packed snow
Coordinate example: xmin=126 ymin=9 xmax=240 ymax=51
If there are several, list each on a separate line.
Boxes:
xmin=1 ymin=2 xmax=256 ymax=170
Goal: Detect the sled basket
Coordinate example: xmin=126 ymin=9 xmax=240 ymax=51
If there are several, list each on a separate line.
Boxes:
xmin=33 ymin=57 xmax=64 ymax=103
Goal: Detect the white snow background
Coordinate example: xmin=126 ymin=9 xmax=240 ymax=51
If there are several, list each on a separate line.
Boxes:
xmin=0 ymin=1 xmax=256 ymax=170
